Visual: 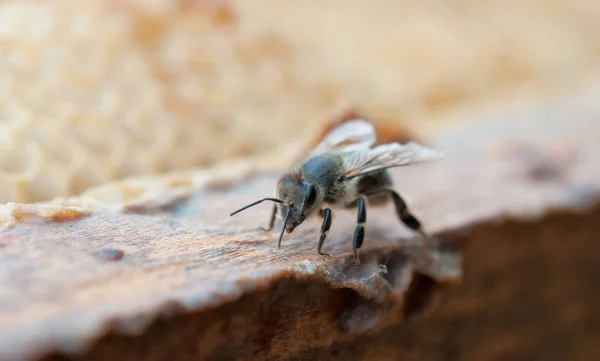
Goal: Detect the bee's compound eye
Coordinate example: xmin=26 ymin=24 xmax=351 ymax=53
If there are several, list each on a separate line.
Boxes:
xmin=304 ymin=183 xmax=317 ymax=207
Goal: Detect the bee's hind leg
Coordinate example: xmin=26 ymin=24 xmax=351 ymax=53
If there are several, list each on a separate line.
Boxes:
xmin=352 ymin=197 xmax=366 ymax=266
xmin=363 ymin=187 xmax=431 ymax=243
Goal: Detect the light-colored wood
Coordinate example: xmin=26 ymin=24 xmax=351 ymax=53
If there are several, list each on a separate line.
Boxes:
xmin=2 ymin=88 xmax=600 ymax=361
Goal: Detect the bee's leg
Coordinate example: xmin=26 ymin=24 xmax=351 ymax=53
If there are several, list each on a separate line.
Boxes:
xmin=352 ymin=197 xmax=366 ymax=266
xmin=363 ymin=188 xmax=430 ymax=242
xmin=258 ymin=203 xmax=277 ymax=232
xmin=389 ymin=191 xmax=429 ymax=241
xmin=317 ymin=208 xmax=332 ymax=258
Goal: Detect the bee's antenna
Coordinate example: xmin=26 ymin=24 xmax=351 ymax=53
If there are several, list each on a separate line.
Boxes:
xmin=277 ymin=208 xmax=290 ymax=248
xmin=230 ymin=198 xmax=283 ymax=216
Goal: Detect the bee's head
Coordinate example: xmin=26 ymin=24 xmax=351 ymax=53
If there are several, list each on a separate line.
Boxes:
xmin=276 ymin=173 xmax=319 ymax=233
xmin=229 ymin=172 xmax=320 ymax=249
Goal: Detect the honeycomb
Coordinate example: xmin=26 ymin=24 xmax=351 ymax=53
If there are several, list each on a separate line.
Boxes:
xmin=1 ymin=0 xmax=599 ymax=203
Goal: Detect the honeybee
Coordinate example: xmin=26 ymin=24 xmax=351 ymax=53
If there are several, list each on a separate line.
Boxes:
xmin=230 ymin=119 xmax=444 ymax=264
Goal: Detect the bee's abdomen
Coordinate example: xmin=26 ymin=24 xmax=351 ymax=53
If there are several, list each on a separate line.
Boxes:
xmin=357 ymin=170 xmax=393 ymax=191
xmin=357 ymin=170 xmax=393 ymax=206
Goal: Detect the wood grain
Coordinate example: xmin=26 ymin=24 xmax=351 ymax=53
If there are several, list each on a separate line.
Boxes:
xmin=1 ymin=87 xmax=600 ymax=361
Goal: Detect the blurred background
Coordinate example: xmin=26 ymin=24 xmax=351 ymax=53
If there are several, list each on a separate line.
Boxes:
xmin=1 ymin=0 xmax=599 ymax=203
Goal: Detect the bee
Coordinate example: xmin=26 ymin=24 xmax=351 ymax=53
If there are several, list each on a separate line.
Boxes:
xmin=230 ymin=119 xmax=444 ymax=264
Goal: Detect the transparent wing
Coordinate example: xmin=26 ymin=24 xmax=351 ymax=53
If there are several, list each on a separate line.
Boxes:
xmin=343 ymin=141 xmax=445 ymax=179
xmin=308 ymin=118 xmax=377 ymax=158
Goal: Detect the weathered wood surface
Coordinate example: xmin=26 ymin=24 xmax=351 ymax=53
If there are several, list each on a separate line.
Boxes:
xmin=1 ymin=88 xmax=600 ymax=361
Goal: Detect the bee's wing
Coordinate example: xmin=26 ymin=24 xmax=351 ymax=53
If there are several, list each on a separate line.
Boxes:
xmin=308 ymin=119 xmax=377 ymax=158
xmin=343 ymin=141 xmax=444 ymax=179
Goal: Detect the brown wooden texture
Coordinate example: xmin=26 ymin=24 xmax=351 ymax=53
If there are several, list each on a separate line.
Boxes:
xmin=1 ymin=87 xmax=600 ymax=361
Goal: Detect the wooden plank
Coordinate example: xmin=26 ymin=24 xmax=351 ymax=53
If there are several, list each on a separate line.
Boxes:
xmin=1 ymin=87 xmax=600 ymax=361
